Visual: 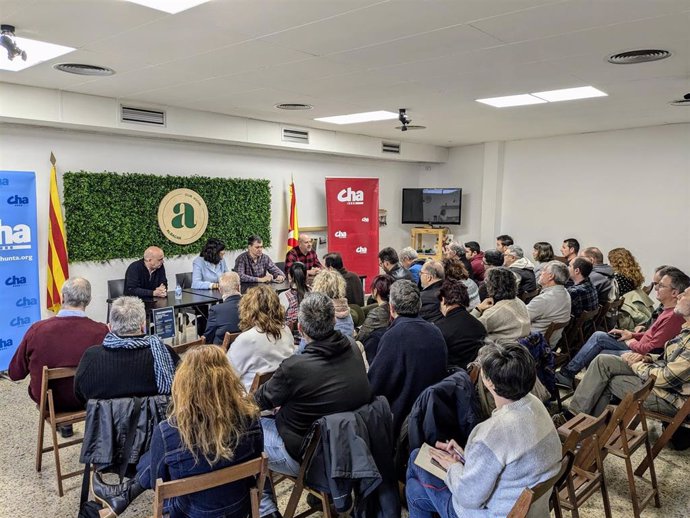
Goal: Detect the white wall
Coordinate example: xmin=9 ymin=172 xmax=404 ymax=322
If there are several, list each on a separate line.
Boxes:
xmin=0 ymin=124 xmax=429 ymax=321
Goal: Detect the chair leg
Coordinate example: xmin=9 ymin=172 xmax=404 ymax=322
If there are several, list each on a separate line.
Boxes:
xmin=643 ymin=437 xmax=661 ymax=508
xmin=283 ymin=478 xmax=303 ymax=518
xmin=623 ymin=453 xmax=641 ymax=518
xmin=50 ymin=419 xmax=64 ymax=497
xmin=599 ymin=476 xmax=613 ymax=518
xmin=320 ymin=491 xmax=333 ymax=518
xmin=36 ymin=416 xmax=46 ymax=472
xmin=250 ymin=487 xmax=260 ymax=518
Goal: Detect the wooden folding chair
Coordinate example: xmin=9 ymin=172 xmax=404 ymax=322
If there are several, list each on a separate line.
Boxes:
xmin=222 ymin=331 xmax=241 ymax=353
xmin=546 ymin=320 xmax=571 ymax=369
xmin=171 ymin=336 xmax=206 ymax=356
xmin=35 ymin=366 xmax=86 ymax=496
xmin=152 ymin=453 xmax=268 ymax=518
xmin=568 ymin=307 xmax=601 ymax=355
xmin=520 ymin=287 xmax=540 ymax=304
xmin=249 ymin=370 xmax=276 ymax=394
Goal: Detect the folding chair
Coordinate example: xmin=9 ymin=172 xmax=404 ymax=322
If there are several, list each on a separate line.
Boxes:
xmin=35 ymin=366 xmax=86 ymax=496
xmin=568 ymin=307 xmax=601 ymax=355
xmin=222 ymin=331 xmax=241 ymax=353
xmin=175 ymin=272 xmax=193 ymax=289
xmin=106 ymin=278 xmax=125 ymax=322
xmin=545 ymin=320 xmax=571 ymax=369
xmin=171 ymin=336 xmax=206 ymax=356
xmin=249 ymin=370 xmax=276 ymax=394
xmin=520 ymin=287 xmax=540 ymax=304
xmin=153 ymin=453 xmax=268 ymax=518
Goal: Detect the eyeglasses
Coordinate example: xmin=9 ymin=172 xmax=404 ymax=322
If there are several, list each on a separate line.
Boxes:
xmin=656 ymin=283 xmax=672 ymax=290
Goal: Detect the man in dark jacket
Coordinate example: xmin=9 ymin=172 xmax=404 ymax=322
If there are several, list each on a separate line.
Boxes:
xmin=254 ymin=292 xmax=372 ymax=518
xmin=419 ymin=260 xmax=444 ymax=323
xmin=203 ymin=272 xmax=241 ymax=344
xmin=503 ymin=244 xmax=537 ymax=295
xmin=378 ymin=247 xmax=412 ymax=282
xmin=124 ymin=246 xmax=168 ymax=298
xmin=324 ymin=252 xmax=364 ymax=306
xmin=580 ymin=246 xmax=614 ymax=304
xmin=368 ymin=280 xmax=447 ymax=437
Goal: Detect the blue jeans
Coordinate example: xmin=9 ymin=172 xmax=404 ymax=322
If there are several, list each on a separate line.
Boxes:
xmin=406 ymin=449 xmax=458 ymax=518
xmin=259 ymin=417 xmax=301 ymax=517
xmin=563 ymin=331 xmax=630 ymax=375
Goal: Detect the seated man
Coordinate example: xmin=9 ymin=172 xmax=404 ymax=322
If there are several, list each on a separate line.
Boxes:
xmin=124 ymin=246 xmax=167 ymax=298
xmin=8 ymin=277 xmax=108 ymax=436
xmin=368 ymin=280 xmax=447 ymax=436
xmin=464 ymin=241 xmax=485 ymax=282
xmin=75 ymin=296 xmax=179 ymax=402
xmin=478 ymin=249 xmax=504 ymax=301
xmin=557 ymin=269 xmax=690 ymax=388
xmin=379 ymin=246 xmax=413 ymax=282
xmin=203 ymin=272 xmax=242 ymax=345
xmin=502 ymin=245 xmax=537 ymax=295
xmin=254 ymin=292 xmax=371 ymax=518
xmin=400 ymin=247 xmax=426 ymax=284
xmin=566 ymin=257 xmax=599 ymax=319
xmin=419 ymin=260 xmax=445 ymax=323
xmin=495 ymin=234 xmax=514 ymax=254
xmin=527 ymin=261 xmax=572 ymax=345
xmin=324 ymin=251 xmax=364 ymax=306
xmin=562 ymin=284 xmax=690 ymax=420
xmin=561 ymin=238 xmax=580 ymax=265
xmin=285 ymin=233 xmax=322 ymax=277
xmin=234 ymin=235 xmax=285 ymax=284
xmin=579 ymin=247 xmax=614 ymax=304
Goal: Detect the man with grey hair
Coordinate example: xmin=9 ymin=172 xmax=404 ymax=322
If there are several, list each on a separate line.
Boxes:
xmin=203 ymin=271 xmax=242 ymax=344
xmin=400 ymin=246 xmax=425 ymax=284
xmin=419 ymin=260 xmax=445 ymax=323
xmin=254 ymin=292 xmax=371 ymax=518
xmin=443 ymin=240 xmax=475 ymax=280
xmin=75 ymin=296 xmax=179 ymax=403
xmin=502 ymin=244 xmax=537 ymax=295
xmin=9 ymin=277 xmax=108 ymax=436
xmin=527 ymin=261 xmax=572 ymax=345
xmin=368 ymin=280 xmax=447 ymax=436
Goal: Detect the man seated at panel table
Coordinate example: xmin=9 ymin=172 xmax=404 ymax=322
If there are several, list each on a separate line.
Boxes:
xmin=234 ymin=235 xmax=285 ymax=284
xmin=203 ymin=272 xmax=242 ymax=345
xmin=285 ymin=233 xmax=322 ymax=277
xmin=8 ymin=277 xmax=108 ymax=438
xmin=124 ymin=246 xmax=168 ymax=298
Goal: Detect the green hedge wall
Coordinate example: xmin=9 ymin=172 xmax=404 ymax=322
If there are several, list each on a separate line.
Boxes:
xmin=63 ymin=171 xmax=271 ymax=262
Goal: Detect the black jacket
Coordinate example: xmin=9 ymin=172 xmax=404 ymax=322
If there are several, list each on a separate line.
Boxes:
xmin=339 ymin=267 xmax=365 ymax=307
xmin=254 ymin=330 xmax=372 ymax=459
xmin=203 ymin=294 xmax=241 ymax=344
xmin=387 ymin=263 xmax=413 ymax=282
xmin=124 ymin=259 xmax=168 ymax=298
xmin=419 ymin=281 xmax=443 ymax=323
xmin=435 ymin=306 xmax=487 ymax=370
xmin=510 ymin=266 xmax=537 ymax=295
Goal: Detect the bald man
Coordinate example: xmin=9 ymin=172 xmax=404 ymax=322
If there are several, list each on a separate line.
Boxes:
xmin=124 ymin=246 xmax=168 ymax=298
xmin=285 ymin=234 xmax=322 ymax=277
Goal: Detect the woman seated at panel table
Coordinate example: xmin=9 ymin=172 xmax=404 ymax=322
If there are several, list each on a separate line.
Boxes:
xmin=191 ymin=237 xmax=228 ymax=289
xmin=92 ymin=345 xmax=263 ymax=518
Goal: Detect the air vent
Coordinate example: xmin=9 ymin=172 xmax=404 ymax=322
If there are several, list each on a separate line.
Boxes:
xmin=382 ymin=141 xmax=401 ymax=154
xmin=121 ymin=106 xmax=166 ymax=126
xmin=670 ymin=94 xmax=690 ymax=107
xmin=607 ymin=49 xmax=671 ymax=65
xmin=281 ymin=127 xmax=309 ymax=144
xmin=54 ymin=63 xmax=115 ymax=76
xmin=275 ymin=103 xmax=313 ymax=111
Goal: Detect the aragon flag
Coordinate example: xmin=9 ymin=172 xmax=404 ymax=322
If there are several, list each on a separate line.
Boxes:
xmin=46 ymin=152 xmax=69 ymax=312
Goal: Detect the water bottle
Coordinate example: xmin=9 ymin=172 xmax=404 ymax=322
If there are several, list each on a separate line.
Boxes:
xmin=175 ymin=284 xmax=182 ymax=299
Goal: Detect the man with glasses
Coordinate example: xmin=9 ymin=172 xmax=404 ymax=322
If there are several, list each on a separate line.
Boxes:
xmin=556 ymin=268 xmax=690 ymax=389
xmin=124 ymin=246 xmax=168 ymax=298
xmin=419 ymin=260 xmax=445 ymax=323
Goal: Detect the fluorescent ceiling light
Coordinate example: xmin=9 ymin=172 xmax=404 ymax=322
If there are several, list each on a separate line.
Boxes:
xmin=0 ymin=37 xmax=74 ymax=72
xmin=124 ymin=0 xmax=211 ymax=14
xmin=475 ymin=94 xmax=547 ymax=108
xmin=531 ymin=86 xmax=607 ymax=102
xmin=315 ymin=110 xmax=399 ymax=125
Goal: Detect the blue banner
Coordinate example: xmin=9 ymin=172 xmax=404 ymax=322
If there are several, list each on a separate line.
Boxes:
xmin=0 ymin=171 xmax=41 ymax=371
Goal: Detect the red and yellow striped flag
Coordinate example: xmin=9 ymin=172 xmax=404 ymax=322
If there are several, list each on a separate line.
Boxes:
xmin=286 ymin=177 xmax=299 ymax=252
xmin=47 ymin=152 xmax=69 ymax=312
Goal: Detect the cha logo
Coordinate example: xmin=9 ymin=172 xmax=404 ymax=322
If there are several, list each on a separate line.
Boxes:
xmin=334 ymin=231 xmax=347 ymax=238
xmin=361 ymin=217 xmax=369 ymax=223
xmin=16 ymin=296 xmax=38 ymax=307
xmin=10 ymin=315 xmax=31 ymax=327
xmin=5 ymin=275 xmax=27 ymax=287
xmin=0 ymin=337 xmax=14 ymax=350
xmin=0 ymin=178 xmax=9 ymax=186
xmin=337 ymin=187 xmax=364 ymax=205
xmin=355 ymin=246 xmax=367 ymax=254
xmin=0 ymin=219 xmax=31 ymax=250
xmin=7 ymin=194 xmax=29 ymax=206
xmin=157 ymin=189 xmax=209 ymax=245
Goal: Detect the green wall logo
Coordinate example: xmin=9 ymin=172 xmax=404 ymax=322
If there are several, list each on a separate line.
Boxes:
xmin=157 ymin=189 xmax=209 ymax=245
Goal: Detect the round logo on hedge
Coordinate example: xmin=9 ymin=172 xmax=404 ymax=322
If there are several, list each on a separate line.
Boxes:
xmin=157 ymin=189 xmax=208 ymax=245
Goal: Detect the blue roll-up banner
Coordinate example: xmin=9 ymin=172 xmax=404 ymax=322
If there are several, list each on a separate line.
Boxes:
xmin=0 ymin=171 xmax=41 ymax=371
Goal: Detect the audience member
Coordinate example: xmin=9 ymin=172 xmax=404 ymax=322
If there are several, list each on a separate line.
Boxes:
xmin=637 ymin=265 xmax=678 ymax=331
xmin=357 ymin=274 xmax=393 ymax=345
xmin=561 ymin=238 xmax=580 ymax=265
xmin=311 ymin=269 xmax=354 ymax=338
xmin=203 ymin=272 xmax=242 ymax=345
xmin=406 ymin=341 xmax=561 ymax=518
xmin=532 ymin=241 xmax=555 ymax=279
xmin=579 ymin=246 xmax=614 ymax=304
xmin=556 ymin=268 xmax=690 ymax=388
xmin=278 ymin=261 xmax=309 ymax=328
xmin=124 ymin=246 xmax=167 ymax=298
xmin=400 ymin=246 xmax=426 ymax=284
xmin=435 ymin=280 xmax=487 ymax=370
xmin=92 ymin=346 xmax=262 ymax=518
xmin=527 ymin=261 xmax=572 ymax=345
xmin=495 ymin=234 xmax=514 ymax=253
xmin=229 ymin=285 xmax=294 ymax=391
xmin=502 ymin=245 xmax=537 ymax=295
xmin=608 ymin=247 xmax=644 ymax=297
xmin=443 ymin=241 xmax=474 ymax=280
xmin=285 ymin=234 xmax=322 ymax=277
xmin=191 ymin=237 xmax=228 ymax=289
xmin=378 ymin=246 xmax=413 ymax=281
xmin=324 ymin=251 xmax=364 ymax=306
xmin=419 ymin=260 xmax=445 ymax=323
xmin=368 ymin=280 xmax=447 ymax=436
xmin=464 ymin=241 xmax=485 ymax=281
xmin=471 ymin=268 xmax=530 ymax=342
xmin=74 ymin=296 xmax=179 ymax=403
xmin=443 ymin=257 xmax=480 ymax=309
xmin=478 ymin=249 xmax=505 ymax=302
xmin=254 ymin=292 xmax=371 ymax=517
xmin=234 ymin=235 xmax=285 ymax=284
xmin=566 ymin=257 xmax=599 ymax=319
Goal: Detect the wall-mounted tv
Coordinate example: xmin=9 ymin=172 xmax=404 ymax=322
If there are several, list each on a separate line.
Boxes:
xmin=402 ymin=188 xmax=462 ymax=225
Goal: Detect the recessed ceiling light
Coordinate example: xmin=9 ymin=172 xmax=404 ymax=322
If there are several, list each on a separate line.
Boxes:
xmin=532 ymin=86 xmax=607 ymax=102
xmin=0 ymin=36 xmax=74 ymax=72
xmin=315 ymin=110 xmax=398 ymax=125
xmin=275 ymin=103 xmax=313 ymax=111
xmin=124 ymin=0 xmax=211 ymax=14
xmin=475 ymin=94 xmax=547 ymax=108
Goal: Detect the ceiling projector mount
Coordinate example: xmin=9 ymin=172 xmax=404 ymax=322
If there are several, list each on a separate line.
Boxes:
xmin=0 ymin=24 xmax=27 ymax=61
xmin=395 ymin=108 xmax=426 ymax=131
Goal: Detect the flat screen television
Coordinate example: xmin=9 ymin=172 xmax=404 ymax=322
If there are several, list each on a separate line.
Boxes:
xmin=402 ymin=188 xmax=462 ymax=225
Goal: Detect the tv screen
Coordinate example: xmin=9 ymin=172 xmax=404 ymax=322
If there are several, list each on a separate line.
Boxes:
xmin=402 ymin=188 xmax=462 ymax=225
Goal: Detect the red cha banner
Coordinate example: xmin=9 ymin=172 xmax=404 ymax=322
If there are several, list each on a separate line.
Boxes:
xmin=325 ymin=178 xmax=379 ymax=292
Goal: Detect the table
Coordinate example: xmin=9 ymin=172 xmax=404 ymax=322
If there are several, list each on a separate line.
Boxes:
xmin=240 ymin=280 xmax=290 ymax=294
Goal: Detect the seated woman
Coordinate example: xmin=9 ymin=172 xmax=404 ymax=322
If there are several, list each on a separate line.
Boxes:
xmin=406 ymin=341 xmax=562 ymax=518
xmin=608 ymin=247 xmax=644 ymax=297
xmin=192 ymin=237 xmax=228 ymax=289
xmin=532 ymin=241 xmax=555 ymax=280
xmin=357 ymin=274 xmax=393 ymax=361
xmin=471 ymin=267 xmax=530 ymax=342
xmin=229 ymin=285 xmax=295 ymax=390
xmin=92 ymin=345 xmax=263 ymax=518
xmin=443 ymin=257 xmax=480 ymax=309
xmin=278 ymin=261 xmax=309 ymax=328
xmin=311 ymin=269 xmax=355 ymax=337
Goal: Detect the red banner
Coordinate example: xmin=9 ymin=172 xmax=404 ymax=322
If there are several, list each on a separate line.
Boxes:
xmin=325 ymin=178 xmax=379 ymax=292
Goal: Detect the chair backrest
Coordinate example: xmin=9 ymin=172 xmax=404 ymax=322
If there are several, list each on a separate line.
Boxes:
xmin=172 ymin=336 xmax=206 ymax=356
xmin=152 ymin=453 xmax=268 ymax=518
xmin=175 ymin=272 xmax=193 ymax=289
xmin=521 ymin=288 xmax=540 ymax=304
xmin=544 ymin=320 xmax=570 ymax=344
xmin=222 ymin=331 xmax=241 ymax=353
xmin=601 ymin=376 xmax=655 ymax=448
xmin=39 ymin=366 xmax=78 ymax=418
xmin=249 ymin=370 xmax=276 ymax=394
xmin=466 ymin=362 xmax=480 ymax=385
xmin=561 ymin=410 xmax=610 ymax=470
xmin=275 ymin=261 xmax=286 ymax=274
xmin=576 ymin=307 xmax=601 ymax=327
xmin=107 ymin=278 xmax=126 ymax=299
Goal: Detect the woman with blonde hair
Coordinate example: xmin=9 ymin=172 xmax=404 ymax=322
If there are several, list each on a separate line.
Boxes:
xmin=92 ymin=346 xmax=263 ymax=517
xmin=608 ymin=247 xmax=644 ymax=296
xmin=230 ymin=285 xmax=295 ymax=390
xmin=311 ymin=268 xmax=355 ymax=337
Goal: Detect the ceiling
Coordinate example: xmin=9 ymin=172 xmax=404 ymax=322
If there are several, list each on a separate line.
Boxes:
xmin=1 ymin=0 xmax=689 ymax=146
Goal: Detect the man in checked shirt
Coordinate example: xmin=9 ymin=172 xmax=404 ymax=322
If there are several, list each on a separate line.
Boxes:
xmin=234 ymin=235 xmax=285 ymax=283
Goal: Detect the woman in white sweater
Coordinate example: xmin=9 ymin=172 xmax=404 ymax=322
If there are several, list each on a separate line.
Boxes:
xmin=228 ymin=284 xmax=295 ymax=391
